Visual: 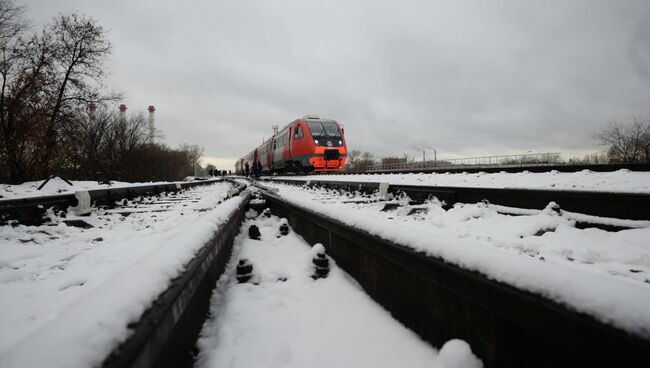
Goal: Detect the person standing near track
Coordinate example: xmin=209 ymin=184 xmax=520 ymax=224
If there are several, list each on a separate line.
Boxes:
xmin=254 ymin=159 xmax=262 ymax=178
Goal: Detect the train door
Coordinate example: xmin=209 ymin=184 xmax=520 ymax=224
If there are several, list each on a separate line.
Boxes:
xmin=287 ymin=127 xmax=292 ymax=158
xmin=265 ymin=140 xmax=273 ymax=171
xmin=272 ymin=134 xmax=284 ymax=169
xmin=290 ymin=122 xmax=306 ymax=171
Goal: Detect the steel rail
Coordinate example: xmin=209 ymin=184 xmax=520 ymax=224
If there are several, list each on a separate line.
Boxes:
xmin=262 ymin=178 xmax=650 ymax=221
xmin=0 ymin=179 xmax=225 ymax=225
xmin=254 ymin=184 xmax=650 ymax=368
xmin=362 ymin=162 xmax=650 ymax=174
xmin=102 ymin=184 xmax=250 ymax=368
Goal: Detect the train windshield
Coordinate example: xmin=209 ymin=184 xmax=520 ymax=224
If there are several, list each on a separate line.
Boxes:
xmin=307 ymin=121 xmax=341 ymax=138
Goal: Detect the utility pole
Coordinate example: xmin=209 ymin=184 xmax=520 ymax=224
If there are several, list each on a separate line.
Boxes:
xmin=423 ymin=150 xmax=426 ymax=162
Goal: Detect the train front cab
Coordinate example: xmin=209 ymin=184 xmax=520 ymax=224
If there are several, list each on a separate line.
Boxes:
xmin=290 ymin=117 xmax=347 ymax=173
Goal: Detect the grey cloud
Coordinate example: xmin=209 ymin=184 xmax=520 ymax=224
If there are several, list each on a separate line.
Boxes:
xmin=27 ymin=0 xmax=650 ymax=166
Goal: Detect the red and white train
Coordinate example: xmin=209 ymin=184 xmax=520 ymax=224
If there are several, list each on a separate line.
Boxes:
xmin=235 ymin=115 xmax=348 ymax=175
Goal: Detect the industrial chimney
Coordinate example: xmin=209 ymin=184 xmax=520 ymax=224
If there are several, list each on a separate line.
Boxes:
xmin=148 ymin=105 xmax=156 ymax=143
xmin=119 ymin=104 xmax=127 ymax=123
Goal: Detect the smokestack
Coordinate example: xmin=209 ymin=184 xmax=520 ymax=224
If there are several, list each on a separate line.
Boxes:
xmin=119 ymin=104 xmax=127 ymax=123
xmin=148 ymin=105 xmax=156 ymax=143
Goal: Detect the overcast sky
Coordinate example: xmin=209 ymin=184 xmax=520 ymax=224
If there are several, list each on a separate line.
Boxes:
xmin=27 ymin=0 xmax=650 ymax=168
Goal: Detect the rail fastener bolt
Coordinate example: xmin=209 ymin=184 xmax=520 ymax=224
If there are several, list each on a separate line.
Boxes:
xmin=278 ymin=219 xmax=289 ymax=237
xmin=311 ymin=244 xmax=330 ymax=279
xmin=249 ymin=224 xmax=261 ymax=240
xmin=236 ymin=259 xmax=253 ymax=283
xmin=279 ymin=223 xmax=289 ymax=236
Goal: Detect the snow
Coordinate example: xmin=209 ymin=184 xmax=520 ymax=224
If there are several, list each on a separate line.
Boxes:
xmin=0 ymin=182 xmax=243 ymax=368
xmin=2 ymin=170 xmax=648 ymax=366
xmin=311 ymin=242 xmax=325 ymax=255
xmin=195 ymin=211 xmax=483 ymax=368
xmin=259 ymin=182 xmax=650 ymax=339
xmin=0 ymin=176 xmax=213 ymax=200
xmin=277 ymin=169 xmax=650 ymax=193
xmin=436 ymin=340 xmax=483 ymax=368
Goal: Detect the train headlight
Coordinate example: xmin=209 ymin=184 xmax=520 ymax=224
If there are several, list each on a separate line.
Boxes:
xmin=314 ymin=139 xmax=319 ymax=145
xmin=338 ymin=140 xmax=342 ymax=145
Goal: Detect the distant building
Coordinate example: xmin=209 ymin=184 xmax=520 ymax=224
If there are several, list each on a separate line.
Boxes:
xmin=381 ymin=157 xmax=407 ymax=165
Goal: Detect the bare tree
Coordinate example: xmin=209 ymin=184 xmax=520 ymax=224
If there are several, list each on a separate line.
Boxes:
xmin=0 ymin=7 xmax=200 ymax=183
xmin=0 ymin=0 xmax=27 ymax=51
xmin=344 ymin=149 xmax=360 ymax=172
xmin=0 ymin=0 xmax=27 ymax=80
xmin=568 ymin=152 xmax=609 ymax=165
xmin=180 ymin=143 xmax=204 ymax=176
xmin=0 ymin=1 xmax=55 ymax=182
xmin=205 ymin=163 xmax=217 ymax=176
xmin=37 ymin=12 xmax=114 ymax=176
xmin=0 ymin=9 xmax=118 ymax=182
xmin=345 ymin=150 xmax=376 ymax=172
xmin=597 ymin=118 xmax=650 ymax=163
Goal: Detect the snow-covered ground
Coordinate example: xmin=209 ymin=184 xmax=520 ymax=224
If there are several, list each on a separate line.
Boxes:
xmin=277 ymin=169 xmax=650 ymax=193
xmin=3 ymin=170 xmax=648 ymax=366
xmin=196 ymin=209 xmax=483 ymax=368
xmin=0 ymin=182 xmax=243 ymax=368
xmin=260 ymin=182 xmax=650 ymax=339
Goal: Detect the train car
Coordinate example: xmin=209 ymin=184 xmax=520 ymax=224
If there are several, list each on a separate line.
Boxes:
xmin=234 ymin=159 xmax=243 ymax=175
xmin=241 ymin=150 xmax=255 ymax=175
xmin=258 ymin=139 xmax=273 ymax=172
xmin=237 ymin=114 xmax=347 ymax=175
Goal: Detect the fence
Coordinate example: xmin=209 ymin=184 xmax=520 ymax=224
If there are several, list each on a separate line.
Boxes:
xmin=367 ymin=152 xmax=562 ymax=172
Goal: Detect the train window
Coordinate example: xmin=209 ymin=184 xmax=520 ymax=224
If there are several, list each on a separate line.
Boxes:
xmin=294 ymin=127 xmax=303 ymax=139
xmin=307 ymin=122 xmax=325 ymax=137
xmin=321 ymin=122 xmax=341 ymax=137
xmin=307 ymin=121 xmax=341 ymax=138
xmin=275 ymin=133 xmax=288 ymax=148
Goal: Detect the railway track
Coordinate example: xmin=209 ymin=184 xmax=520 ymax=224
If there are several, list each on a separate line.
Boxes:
xmin=262 ymin=177 xmax=650 ymax=223
xmin=0 ymin=179 xmax=229 ymax=226
xmin=363 ymin=162 xmax=650 ymax=175
xmin=101 ymin=182 xmax=250 ymax=368
xmin=251 ymin=180 xmax=650 ymax=367
xmin=3 ymin=177 xmax=650 ymax=367
xmin=0 ymin=180 xmax=249 ymax=368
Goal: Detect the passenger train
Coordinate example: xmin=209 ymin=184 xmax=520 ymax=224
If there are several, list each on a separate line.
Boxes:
xmin=235 ymin=115 xmax=347 ymax=175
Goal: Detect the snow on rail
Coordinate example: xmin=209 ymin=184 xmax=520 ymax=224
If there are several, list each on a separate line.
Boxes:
xmin=0 ymin=182 xmax=243 ymax=368
xmin=196 ymin=210 xmax=482 ymax=368
xmin=0 ymin=177 xmax=181 ymax=200
xmin=278 ymin=169 xmax=650 ymax=193
xmin=262 ymin=182 xmax=650 ymax=339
